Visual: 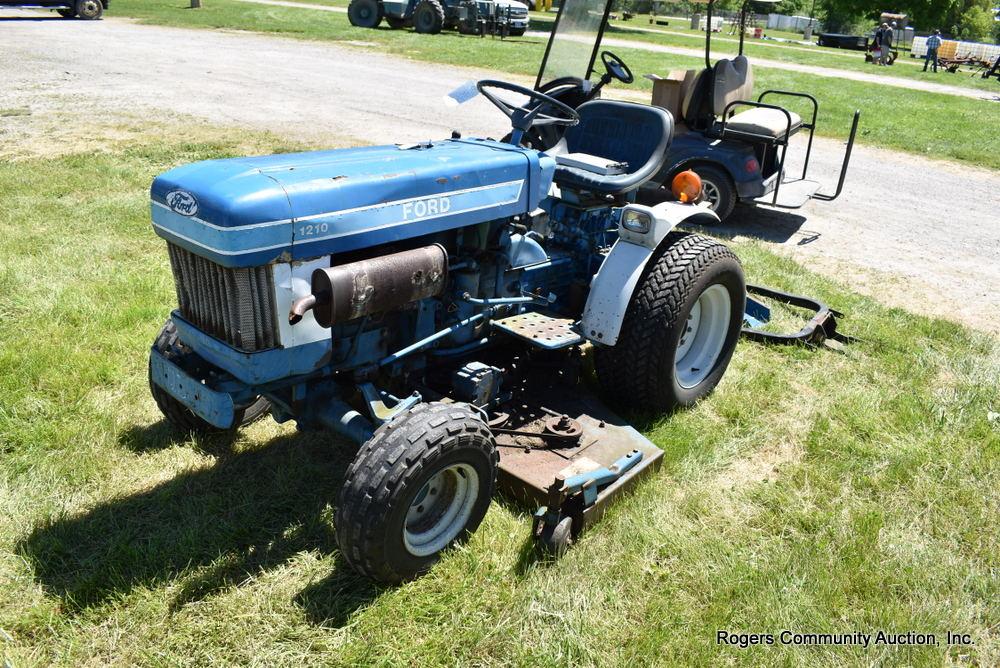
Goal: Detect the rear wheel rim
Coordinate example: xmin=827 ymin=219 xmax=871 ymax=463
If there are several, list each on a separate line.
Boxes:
xmin=702 ymin=180 xmax=721 ymax=210
xmin=675 ymin=283 xmax=731 ymax=389
xmin=403 ymin=463 xmax=479 ymax=557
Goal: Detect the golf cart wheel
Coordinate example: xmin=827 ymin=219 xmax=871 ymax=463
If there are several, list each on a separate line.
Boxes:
xmin=347 ymin=0 xmax=383 ymax=28
xmin=74 ymin=0 xmax=102 ymax=19
xmin=385 ymin=15 xmax=408 ymax=29
xmin=536 ymin=516 xmax=572 ymax=557
xmin=336 ymin=402 xmax=497 ymax=583
xmin=412 ymin=0 xmax=445 ymax=34
xmin=690 ymin=165 xmax=735 ymax=222
xmin=595 ymin=232 xmax=745 ymax=411
xmin=149 ymin=319 xmax=270 ymax=435
xmin=57 ymin=7 xmax=76 ymax=17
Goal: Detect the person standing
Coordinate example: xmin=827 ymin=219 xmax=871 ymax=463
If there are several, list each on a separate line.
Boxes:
xmin=924 ymin=29 xmax=942 ymax=72
xmin=880 ymin=22 xmax=893 ymax=65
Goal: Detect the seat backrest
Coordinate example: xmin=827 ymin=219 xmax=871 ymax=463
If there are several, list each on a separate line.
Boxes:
xmin=552 ymin=100 xmax=673 ymax=195
xmin=711 ymin=56 xmax=754 ymax=116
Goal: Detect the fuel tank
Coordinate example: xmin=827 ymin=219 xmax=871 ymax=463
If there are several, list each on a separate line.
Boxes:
xmin=150 ymin=139 xmax=556 ymax=268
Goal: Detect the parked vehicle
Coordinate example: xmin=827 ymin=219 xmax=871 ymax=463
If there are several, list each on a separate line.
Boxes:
xmin=146 ymin=21 xmax=745 ymax=580
xmin=0 ymin=0 xmax=105 ymax=19
xmin=519 ymin=0 xmax=860 ymax=221
xmin=348 ymin=0 xmax=529 ymax=35
xmin=817 ymin=32 xmax=868 ymax=50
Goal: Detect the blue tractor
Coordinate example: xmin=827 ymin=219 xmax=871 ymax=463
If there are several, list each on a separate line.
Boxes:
xmin=148 ymin=76 xmax=746 ymax=580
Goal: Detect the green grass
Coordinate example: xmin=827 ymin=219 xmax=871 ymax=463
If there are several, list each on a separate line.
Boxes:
xmin=1 ymin=126 xmax=998 ymax=667
xmin=107 ymin=0 xmax=1000 ymax=170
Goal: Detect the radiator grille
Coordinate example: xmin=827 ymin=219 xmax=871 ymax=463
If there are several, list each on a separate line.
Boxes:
xmin=167 ymin=244 xmax=279 ymax=351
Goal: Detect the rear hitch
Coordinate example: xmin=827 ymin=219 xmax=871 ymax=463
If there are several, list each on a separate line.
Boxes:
xmin=741 ymin=283 xmax=855 ymax=349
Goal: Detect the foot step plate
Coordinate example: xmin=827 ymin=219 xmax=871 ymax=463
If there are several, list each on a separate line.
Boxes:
xmin=493 ymin=311 xmax=584 ymax=350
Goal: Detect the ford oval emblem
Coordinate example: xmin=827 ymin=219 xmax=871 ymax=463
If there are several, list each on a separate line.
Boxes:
xmin=166 ymin=190 xmax=199 ymax=217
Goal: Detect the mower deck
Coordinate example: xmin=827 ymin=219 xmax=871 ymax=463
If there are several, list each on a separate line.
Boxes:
xmin=488 ymin=383 xmax=663 ymax=533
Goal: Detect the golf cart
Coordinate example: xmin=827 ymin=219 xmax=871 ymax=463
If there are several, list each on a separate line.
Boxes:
xmin=523 ymin=0 xmax=861 ymax=220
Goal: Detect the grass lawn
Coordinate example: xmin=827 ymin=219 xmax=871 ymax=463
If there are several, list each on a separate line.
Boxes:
xmin=0 ymin=125 xmax=997 ymax=666
xmin=108 ymin=0 xmax=1000 ymax=171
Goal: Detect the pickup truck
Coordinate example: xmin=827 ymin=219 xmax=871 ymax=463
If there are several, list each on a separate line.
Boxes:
xmin=0 ymin=0 xmax=106 ymax=19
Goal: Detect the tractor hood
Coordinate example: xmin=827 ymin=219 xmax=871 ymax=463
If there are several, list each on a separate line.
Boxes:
xmin=151 ymin=139 xmax=554 ymax=268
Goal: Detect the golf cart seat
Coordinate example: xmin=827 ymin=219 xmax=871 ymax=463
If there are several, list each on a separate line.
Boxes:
xmin=683 ymin=56 xmax=802 ymax=141
xmin=548 ymin=100 xmax=673 ymax=195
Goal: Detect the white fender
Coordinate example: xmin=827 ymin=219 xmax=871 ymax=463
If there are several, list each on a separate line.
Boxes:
xmin=580 ymin=201 xmax=719 ymax=346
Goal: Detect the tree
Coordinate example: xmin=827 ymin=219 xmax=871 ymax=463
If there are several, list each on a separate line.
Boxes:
xmin=953 ymin=1 xmax=995 ymax=41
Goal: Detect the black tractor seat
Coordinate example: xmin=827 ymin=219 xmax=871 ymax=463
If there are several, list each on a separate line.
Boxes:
xmin=546 ymin=100 xmax=673 ymax=195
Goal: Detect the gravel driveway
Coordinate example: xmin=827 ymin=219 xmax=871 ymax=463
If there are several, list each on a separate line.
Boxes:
xmin=1 ymin=14 xmax=998 ymax=332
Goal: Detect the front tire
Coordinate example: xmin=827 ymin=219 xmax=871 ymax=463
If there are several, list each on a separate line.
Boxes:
xmin=149 ymin=320 xmax=270 ymax=435
xmin=595 ymin=232 xmax=745 ymax=411
xmin=347 ymin=0 xmax=383 ymax=28
xmin=74 ymin=0 xmax=103 ymax=20
xmin=412 ymin=0 xmax=445 ymax=34
xmin=336 ymin=402 xmax=498 ymax=583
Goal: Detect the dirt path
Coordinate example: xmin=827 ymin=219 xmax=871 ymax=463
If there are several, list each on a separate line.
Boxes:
xmin=1 ymin=14 xmax=998 ymax=332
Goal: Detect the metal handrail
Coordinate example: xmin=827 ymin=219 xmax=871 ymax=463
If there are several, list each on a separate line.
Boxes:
xmin=718 ymin=99 xmax=793 ymax=205
xmin=813 ymin=110 xmax=861 ymax=202
xmin=757 ymin=90 xmax=818 ymax=179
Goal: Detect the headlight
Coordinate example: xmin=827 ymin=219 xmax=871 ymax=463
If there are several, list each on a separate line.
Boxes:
xmin=621 ymin=208 xmax=652 ymax=234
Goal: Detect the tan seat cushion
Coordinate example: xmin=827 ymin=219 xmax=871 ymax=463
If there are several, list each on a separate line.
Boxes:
xmin=725 ymin=107 xmax=802 ymax=138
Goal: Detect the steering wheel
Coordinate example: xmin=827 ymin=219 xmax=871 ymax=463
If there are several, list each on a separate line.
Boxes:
xmin=601 ymin=50 xmax=634 ymax=84
xmin=477 ymin=80 xmax=580 ymax=145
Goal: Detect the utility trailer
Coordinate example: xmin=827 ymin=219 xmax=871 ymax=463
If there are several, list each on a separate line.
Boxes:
xmin=0 ymin=0 xmax=105 ymax=19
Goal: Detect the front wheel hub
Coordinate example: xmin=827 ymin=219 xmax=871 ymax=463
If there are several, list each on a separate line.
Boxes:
xmin=404 ymin=463 xmax=480 ymax=557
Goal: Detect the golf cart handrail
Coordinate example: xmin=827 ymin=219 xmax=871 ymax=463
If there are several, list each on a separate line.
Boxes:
xmin=757 ymin=90 xmax=818 ymax=178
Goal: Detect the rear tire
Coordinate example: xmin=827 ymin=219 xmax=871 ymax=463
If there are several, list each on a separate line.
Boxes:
xmin=412 ymin=0 xmax=445 ymax=34
xmin=690 ymin=165 xmax=735 ymax=222
xmin=336 ymin=402 xmax=497 ymax=583
xmin=149 ymin=320 xmax=270 ymax=435
xmin=74 ymin=0 xmax=102 ymax=19
xmin=595 ymin=232 xmax=745 ymax=411
xmin=348 ymin=0 xmax=383 ymax=28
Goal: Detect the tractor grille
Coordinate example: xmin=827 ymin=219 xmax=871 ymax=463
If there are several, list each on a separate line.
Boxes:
xmin=167 ymin=244 xmax=279 ymax=351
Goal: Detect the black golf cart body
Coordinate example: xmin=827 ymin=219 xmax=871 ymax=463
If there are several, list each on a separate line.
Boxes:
xmin=531 ymin=0 xmax=860 ymax=219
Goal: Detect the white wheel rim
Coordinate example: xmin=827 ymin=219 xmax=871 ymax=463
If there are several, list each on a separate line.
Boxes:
xmin=675 ymin=283 xmax=732 ymax=389
xmin=403 ymin=463 xmax=479 ymax=557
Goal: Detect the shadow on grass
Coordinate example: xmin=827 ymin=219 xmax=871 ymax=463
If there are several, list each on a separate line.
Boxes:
xmin=17 ymin=427 xmax=379 ymax=626
xmin=708 ymin=204 xmax=813 ymax=244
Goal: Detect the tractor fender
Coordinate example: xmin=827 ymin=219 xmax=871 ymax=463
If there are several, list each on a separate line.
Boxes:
xmin=580 ymin=202 xmax=719 ymax=346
